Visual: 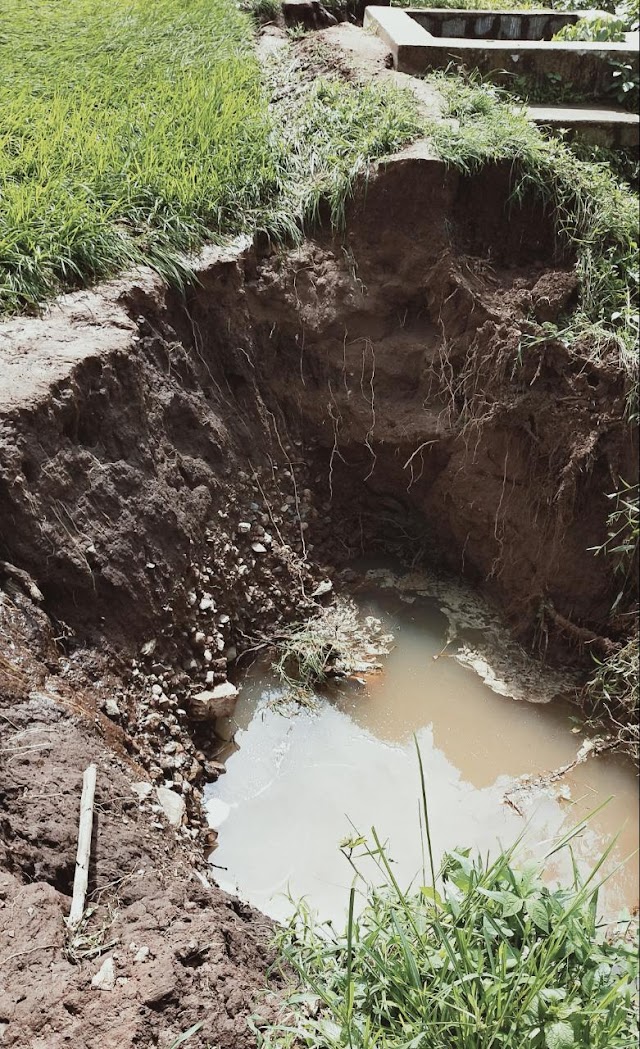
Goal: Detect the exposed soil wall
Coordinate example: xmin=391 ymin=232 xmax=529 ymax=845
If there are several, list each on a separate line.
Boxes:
xmin=244 ymin=150 xmax=637 ymax=644
xmin=2 ymin=151 xmax=636 ymax=652
xmin=0 ymin=144 xmax=637 ymax=1048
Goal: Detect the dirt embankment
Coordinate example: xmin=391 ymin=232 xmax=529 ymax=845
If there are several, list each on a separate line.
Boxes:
xmin=0 ymin=141 xmax=637 ymax=1047
xmin=250 ymin=151 xmax=637 ymax=640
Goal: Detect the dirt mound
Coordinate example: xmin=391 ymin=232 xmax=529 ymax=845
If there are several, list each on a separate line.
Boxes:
xmin=0 ymin=590 xmax=280 ymax=1049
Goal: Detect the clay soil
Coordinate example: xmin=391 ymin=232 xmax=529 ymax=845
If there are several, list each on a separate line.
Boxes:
xmin=0 ymin=25 xmax=637 ymax=1049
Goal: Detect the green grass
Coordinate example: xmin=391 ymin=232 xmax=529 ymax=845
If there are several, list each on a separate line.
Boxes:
xmin=585 ymin=480 xmax=639 ymax=758
xmin=426 ymin=75 xmax=639 ymax=371
xmin=257 ymin=755 xmax=639 ymax=1049
xmin=0 ymin=0 xmax=421 ymax=314
xmin=265 ymin=68 xmax=422 ymax=239
xmin=0 ymin=0 xmax=276 ymax=310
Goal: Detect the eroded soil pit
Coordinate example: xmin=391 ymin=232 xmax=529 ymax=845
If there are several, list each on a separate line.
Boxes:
xmin=0 ymin=112 xmax=637 ymax=1046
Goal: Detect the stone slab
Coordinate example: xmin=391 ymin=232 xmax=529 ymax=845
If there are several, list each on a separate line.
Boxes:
xmin=527 ymin=103 xmax=639 ymax=148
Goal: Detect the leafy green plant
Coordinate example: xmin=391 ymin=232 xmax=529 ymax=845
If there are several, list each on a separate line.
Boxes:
xmin=553 ymin=16 xmax=628 ymax=41
xmin=509 ymin=69 xmax=587 ymax=106
xmin=258 ymin=749 xmax=639 ymax=1048
xmin=607 ymin=60 xmax=640 ymax=108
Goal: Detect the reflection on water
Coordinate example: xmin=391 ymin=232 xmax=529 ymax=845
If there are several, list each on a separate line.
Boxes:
xmin=205 ymin=592 xmax=639 ymax=923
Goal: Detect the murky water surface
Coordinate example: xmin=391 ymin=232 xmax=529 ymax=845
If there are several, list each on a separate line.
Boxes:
xmin=205 ymin=589 xmax=638 ymax=923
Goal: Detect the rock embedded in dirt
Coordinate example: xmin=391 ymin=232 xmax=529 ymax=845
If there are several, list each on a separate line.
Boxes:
xmin=188 ymin=682 xmax=239 ymax=720
xmin=91 ymin=956 xmax=116 ymax=991
xmin=311 ymin=579 xmax=333 ymax=598
xmin=155 ymin=786 xmax=186 ymax=828
xmin=531 ymin=269 xmax=579 ymax=323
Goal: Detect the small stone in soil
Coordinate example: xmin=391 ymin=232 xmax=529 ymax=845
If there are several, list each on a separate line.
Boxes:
xmin=155 ymin=787 xmax=186 ymax=828
xmin=131 ymin=781 xmax=153 ymax=801
xmin=91 ymin=957 xmax=116 ymax=991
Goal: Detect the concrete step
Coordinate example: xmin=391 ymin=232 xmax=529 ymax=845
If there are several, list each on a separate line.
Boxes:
xmin=526 ymin=103 xmax=639 ymax=148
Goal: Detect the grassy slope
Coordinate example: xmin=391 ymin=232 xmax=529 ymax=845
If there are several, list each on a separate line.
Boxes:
xmin=0 ymin=0 xmax=420 ymax=313
xmin=0 ymin=0 xmax=275 ymax=309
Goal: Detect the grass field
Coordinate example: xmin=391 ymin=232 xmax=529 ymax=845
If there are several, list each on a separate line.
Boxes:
xmin=0 ymin=0 xmax=274 ymax=310
xmin=0 ymin=0 xmax=421 ymax=314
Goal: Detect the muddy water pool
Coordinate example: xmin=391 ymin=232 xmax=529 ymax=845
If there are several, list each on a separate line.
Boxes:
xmin=205 ymin=587 xmax=638 ymax=923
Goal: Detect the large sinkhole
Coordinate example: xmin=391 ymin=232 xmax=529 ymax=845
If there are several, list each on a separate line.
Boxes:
xmin=1 ymin=158 xmax=637 ymax=931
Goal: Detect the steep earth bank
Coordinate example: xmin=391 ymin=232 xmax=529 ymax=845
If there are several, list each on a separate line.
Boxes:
xmin=0 ymin=144 xmax=637 ymax=1047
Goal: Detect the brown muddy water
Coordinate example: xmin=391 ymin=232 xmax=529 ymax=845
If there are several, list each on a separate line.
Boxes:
xmin=205 ymin=587 xmax=639 ymax=924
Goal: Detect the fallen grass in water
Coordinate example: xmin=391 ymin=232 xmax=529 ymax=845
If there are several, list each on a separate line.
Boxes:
xmin=273 ymin=624 xmax=339 ymax=700
xmin=272 ymin=598 xmax=394 ymax=701
xmin=256 ymin=750 xmax=639 ymax=1048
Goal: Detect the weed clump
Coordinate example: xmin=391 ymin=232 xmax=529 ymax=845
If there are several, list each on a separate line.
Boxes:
xmin=273 ymin=625 xmax=340 ymax=697
xmin=260 ymin=68 xmax=423 ymax=243
xmin=258 ymin=773 xmax=639 ymax=1048
xmin=584 ymin=480 xmax=639 ymax=757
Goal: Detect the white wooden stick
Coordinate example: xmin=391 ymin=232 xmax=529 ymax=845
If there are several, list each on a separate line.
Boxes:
xmin=68 ymin=763 xmax=97 ymax=928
